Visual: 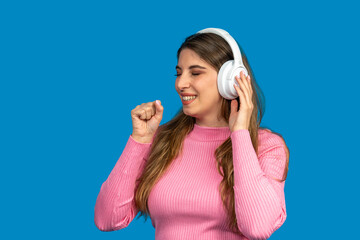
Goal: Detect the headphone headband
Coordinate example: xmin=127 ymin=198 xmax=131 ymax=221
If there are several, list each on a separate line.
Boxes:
xmin=196 ymin=28 xmax=244 ymax=67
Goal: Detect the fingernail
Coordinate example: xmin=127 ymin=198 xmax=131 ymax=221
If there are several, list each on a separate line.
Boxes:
xmin=156 ymin=100 xmax=160 ymax=105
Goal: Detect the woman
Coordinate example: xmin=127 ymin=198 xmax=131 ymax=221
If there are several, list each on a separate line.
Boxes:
xmin=94 ymin=28 xmax=290 ymax=240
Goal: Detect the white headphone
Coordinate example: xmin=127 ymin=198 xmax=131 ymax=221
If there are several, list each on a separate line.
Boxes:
xmin=196 ymin=28 xmax=248 ymax=100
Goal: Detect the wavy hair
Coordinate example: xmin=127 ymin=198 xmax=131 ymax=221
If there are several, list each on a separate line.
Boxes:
xmin=134 ymin=32 xmax=290 ymax=234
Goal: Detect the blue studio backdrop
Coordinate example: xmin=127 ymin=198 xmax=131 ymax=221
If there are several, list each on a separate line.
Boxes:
xmin=1 ymin=0 xmax=359 ymax=239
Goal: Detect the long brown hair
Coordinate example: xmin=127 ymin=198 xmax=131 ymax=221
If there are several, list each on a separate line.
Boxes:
xmin=134 ymin=32 xmax=290 ymax=234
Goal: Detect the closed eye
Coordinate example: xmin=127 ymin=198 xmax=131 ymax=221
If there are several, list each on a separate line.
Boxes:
xmin=174 ymin=73 xmax=201 ymax=76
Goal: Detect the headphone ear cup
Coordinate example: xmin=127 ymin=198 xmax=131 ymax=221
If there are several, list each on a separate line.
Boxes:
xmin=218 ymin=61 xmax=249 ymax=100
xmin=218 ymin=60 xmax=235 ymax=100
xmin=234 ymin=67 xmax=249 ymax=83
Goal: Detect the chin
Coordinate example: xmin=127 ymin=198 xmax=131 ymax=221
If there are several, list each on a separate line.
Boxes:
xmin=182 ymin=108 xmax=197 ymax=118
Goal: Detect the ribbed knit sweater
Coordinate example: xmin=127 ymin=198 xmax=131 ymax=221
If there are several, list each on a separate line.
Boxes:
xmin=94 ymin=123 xmax=288 ymax=240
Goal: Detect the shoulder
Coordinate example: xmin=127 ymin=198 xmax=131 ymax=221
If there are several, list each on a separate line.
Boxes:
xmin=257 ymin=128 xmax=289 ymax=181
xmin=258 ymin=128 xmax=285 ymax=146
xmin=257 ymin=128 xmax=287 ymax=158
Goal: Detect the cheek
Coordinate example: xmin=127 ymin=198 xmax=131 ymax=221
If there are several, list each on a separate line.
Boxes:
xmin=210 ymin=84 xmax=221 ymax=99
xmin=198 ymin=91 xmax=222 ymax=105
xmin=198 ymin=80 xmax=220 ymax=99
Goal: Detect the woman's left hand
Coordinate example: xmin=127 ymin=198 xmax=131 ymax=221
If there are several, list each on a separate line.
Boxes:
xmin=229 ymin=71 xmax=254 ymax=132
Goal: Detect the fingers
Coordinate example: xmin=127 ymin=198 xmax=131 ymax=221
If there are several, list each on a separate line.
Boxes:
xmin=245 ymin=72 xmax=253 ymax=95
xmin=233 ymin=80 xmax=245 ymax=105
xmin=145 ymin=103 xmax=155 ymax=119
xmin=140 ymin=108 xmax=149 ymax=120
xmin=133 ymin=102 xmax=156 ymax=120
xmin=154 ymin=100 xmax=164 ymax=120
xmin=239 ymin=71 xmax=250 ymax=93
xmin=234 ymin=71 xmax=252 ymax=105
xmin=230 ymin=98 xmax=238 ymax=113
xmin=132 ymin=100 xmax=165 ymax=121
xmin=155 ymin=100 xmax=163 ymax=113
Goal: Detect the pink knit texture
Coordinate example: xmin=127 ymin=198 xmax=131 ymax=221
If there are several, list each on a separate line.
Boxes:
xmin=94 ymin=123 xmax=287 ymax=239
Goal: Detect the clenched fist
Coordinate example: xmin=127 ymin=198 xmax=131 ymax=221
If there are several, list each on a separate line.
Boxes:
xmin=130 ymin=100 xmax=164 ymax=143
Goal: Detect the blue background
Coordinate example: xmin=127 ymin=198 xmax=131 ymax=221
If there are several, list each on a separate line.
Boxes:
xmin=1 ymin=0 xmax=359 ymax=239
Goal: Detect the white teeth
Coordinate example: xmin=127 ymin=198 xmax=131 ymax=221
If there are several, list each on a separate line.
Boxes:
xmin=182 ymin=96 xmax=197 ymax=101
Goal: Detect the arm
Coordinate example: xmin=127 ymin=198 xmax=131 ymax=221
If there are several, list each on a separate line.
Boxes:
xmin=94 ymin=135 xmax=152 ymax=231
xmin=230 ymin=129 xmax=287 ymax=240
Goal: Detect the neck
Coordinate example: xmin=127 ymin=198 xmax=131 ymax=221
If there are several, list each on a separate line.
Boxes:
xmin=188 ymin=123 xmax=231 ymax=142
xmin=195 ymin=118 xmax=228 ymax=128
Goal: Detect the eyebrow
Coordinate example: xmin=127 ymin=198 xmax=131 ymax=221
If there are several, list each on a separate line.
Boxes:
xmin=175 ymin=65 xmax=207 ymax=70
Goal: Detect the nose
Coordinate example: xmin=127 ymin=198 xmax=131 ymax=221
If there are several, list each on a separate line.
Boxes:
xmin=175 ymin=73 xmax=191 ymax=91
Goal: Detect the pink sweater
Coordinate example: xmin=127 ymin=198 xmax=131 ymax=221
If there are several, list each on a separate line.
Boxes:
xmin=94 ymin=123 xmax=288 ymax=240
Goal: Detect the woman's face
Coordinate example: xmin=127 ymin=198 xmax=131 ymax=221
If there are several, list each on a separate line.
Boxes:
xmin=175 ymin=48 xmax=225 ymax=126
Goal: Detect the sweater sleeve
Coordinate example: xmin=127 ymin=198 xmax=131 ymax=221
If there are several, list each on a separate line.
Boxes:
xmin=94 ymin=135 xmax=153 ymax=231
xmin=230 ymin=129 xmax=287 ymax=240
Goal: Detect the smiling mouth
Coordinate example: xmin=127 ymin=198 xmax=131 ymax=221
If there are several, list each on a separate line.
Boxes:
xmin=182 ymin=96 xmax=197 ymax=101
xmin=181 ymin=96 xmax=197 ymax=106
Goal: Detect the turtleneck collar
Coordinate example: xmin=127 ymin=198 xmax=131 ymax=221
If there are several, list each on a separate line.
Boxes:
xmin=188 ymin=123 xmax=231 ymax=142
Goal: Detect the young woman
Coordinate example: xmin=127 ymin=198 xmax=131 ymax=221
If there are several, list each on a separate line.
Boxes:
xmin=94 ymin=28 xmax=290 ymax=240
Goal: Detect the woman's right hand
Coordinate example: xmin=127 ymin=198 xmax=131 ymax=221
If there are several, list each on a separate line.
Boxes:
xmin=130 ymin=100 xmax=164 ymax=143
